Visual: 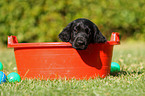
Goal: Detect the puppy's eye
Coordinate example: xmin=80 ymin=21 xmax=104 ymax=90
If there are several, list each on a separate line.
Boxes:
xmin=74 ymin=26 xmax=80 ymax=32
xmin=76 ymin=26 xmax=80 ymax=30
xmin=73 ymin=29 xmax=77 ymax=32
xmin=85 ymin=28 xmax=89 ymax=34
xmin=73 ymin=27 xmax=78 ymax=32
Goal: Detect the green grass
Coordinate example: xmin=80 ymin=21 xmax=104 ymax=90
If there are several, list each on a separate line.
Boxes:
xmin=0 ymin=41 xmax=145 ymax=96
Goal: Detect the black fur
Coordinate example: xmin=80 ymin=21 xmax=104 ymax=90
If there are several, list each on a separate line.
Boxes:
xmin=59 ymin=18 xmax=107 ymax=50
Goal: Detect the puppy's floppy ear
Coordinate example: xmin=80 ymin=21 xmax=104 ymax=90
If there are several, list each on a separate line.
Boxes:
xmin=92 ymin=24 xmax=107 ymax=43
xmin=58 ymin=22 xmax=73 ymax=42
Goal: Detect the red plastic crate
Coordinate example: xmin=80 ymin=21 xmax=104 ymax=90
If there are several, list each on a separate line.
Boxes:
xmin=8 ymin=32 xmax=120 ymax=79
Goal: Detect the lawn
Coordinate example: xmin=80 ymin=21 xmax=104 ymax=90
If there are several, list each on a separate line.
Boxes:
xmin=0 ymin=41 xmax=145 ymax=96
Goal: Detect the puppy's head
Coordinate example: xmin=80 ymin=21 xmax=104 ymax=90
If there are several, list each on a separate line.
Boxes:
xmin=59 ymin=18 xmax=107 ymax=50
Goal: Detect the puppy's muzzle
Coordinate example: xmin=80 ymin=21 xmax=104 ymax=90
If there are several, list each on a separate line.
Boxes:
xmin=73 ymin=33 xmax=88 ymax=50
xmin=75 ymin=37 xmax=86 ymax=46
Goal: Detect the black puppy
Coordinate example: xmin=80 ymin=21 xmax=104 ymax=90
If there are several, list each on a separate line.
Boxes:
xmin=59 ymin=18 xmax=107 ymax=50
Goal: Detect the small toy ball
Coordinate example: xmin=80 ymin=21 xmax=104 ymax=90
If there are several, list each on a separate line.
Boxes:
xmin=110 ymin=62 xmax=120 ymax=73
xmin=0 ymin=62 xmax=3 ymax=71
xmin=0 ymin=71 xmax=7 ymax=84
xmin=7 ymin=72 xmax=21 ymax=83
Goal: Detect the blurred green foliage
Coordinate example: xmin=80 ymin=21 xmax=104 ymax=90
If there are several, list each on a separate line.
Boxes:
xmin=0 ymin=0 xmax=145 ymax=45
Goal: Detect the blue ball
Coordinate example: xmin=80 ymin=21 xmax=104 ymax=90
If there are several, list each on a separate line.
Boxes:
xmin=0 ymin=71 xmax=7 ymax=84
xmin=7 ymin=72 xmax=21 ymax=83
xmin=110 ymin=62 xmax=120 ymax=73
xmin=0 ymin=62 xmax=3 ymax=70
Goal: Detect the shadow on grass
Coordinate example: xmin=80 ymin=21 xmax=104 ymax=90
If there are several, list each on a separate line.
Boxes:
xmin=110 ymin=70 xmax=144 ymax=76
